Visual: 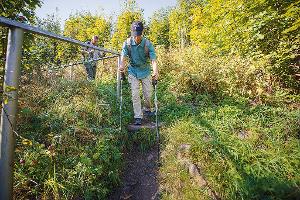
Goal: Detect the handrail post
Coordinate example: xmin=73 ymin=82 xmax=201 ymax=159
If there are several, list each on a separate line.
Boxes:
xmin=70 ymin=64 xmax=74 ymax=80
xmin=116 ymin=56 xmax=121 ymax=100
xmin=0 ymin=27 xmax=24 ymax=200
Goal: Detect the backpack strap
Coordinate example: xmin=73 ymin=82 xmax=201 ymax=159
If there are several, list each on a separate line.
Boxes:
xmin=126 ymin=37 xmax=132 ymax=59
xmin=144 ymin=39 xmax=150 ymax=58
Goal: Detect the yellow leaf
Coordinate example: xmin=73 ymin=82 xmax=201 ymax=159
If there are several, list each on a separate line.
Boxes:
xmin=5 ymin=86 xmax=16 ymax=92
xmin=257 ymin=87 xmax=264 ymax=95
xmin=3 ymin=96 xmax=8 ymax=105
xmin=22 ymin=139 xmax=33 ymax=146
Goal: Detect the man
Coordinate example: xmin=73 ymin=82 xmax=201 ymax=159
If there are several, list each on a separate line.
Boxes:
xmin=119 ymin=21 xmax=159 ymax=125
xmin=81 ymin=35 xmax=104 ymax=80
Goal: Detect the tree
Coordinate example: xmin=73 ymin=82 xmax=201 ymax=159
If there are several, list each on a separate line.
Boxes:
xmin=0 ymin=0 xmax=43 ymax=53
xmin=61 ymin=11 xmax=112 ymax=63
xmin=188 ymin=0 xmax=300 ymax=89
xmin=21 ymin=13 xmax=62 ymax=80
xmin=110 ymin=0 xmax=143 ymax=50
xmin=148 ymin=8 xmax=171 ymax=47
xmin=64 ymin=11 xmax=111 ymax=46
xmin=0 ymin=0 xmax=42 ymax=88
xmin=189 ymin=0 xmax=247 ymax=53
xmin=168 ymin=0 xmax=203 ymax=48
xmin=0 ymin=0 xmax=42 ymax=22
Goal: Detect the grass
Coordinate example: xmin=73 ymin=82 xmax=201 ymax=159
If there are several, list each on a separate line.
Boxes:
xmin=12 ymin=47 xmax=300 ymax=199
xmin=14 ymin=67 xmax=126 ymax=199
xmin=160 ymin=98 xmax=300 ymax=199
xmin=14 ymin=63 xmax=160 ymax=199
xmin=157 ymin=47 xmax=300 ymax=200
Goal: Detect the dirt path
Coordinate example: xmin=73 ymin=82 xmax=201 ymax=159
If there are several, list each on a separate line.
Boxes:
xmin=109 ymin=144 xmax=159 ymax=200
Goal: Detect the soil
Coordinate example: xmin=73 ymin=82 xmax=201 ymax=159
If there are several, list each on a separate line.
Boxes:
xmin=108 ymin=143 xmax=159 ymax=200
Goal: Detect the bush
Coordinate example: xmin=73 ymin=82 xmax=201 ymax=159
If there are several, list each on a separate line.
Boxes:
xmin=161 ymin=47 xmax=283 ymax=102
xmin=14 ymin=76 xmax=123 ymax=199
xmin=157 ymin=47 xmax=300 ymax=200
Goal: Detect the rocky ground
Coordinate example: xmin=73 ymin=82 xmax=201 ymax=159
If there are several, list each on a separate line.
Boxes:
xmin=109 ymin=143 xmax=159 ymax=200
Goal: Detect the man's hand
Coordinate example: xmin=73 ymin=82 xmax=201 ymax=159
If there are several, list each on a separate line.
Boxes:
xmin=119 ymin=65 xmax=125 ymax=72
xmin=152 ymin=71 xmax=159 ymax=80
xmin=81 ymin=50 xmax=88 ymax=55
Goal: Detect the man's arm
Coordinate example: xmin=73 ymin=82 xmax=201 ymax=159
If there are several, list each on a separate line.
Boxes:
xmin=81 ymin=48 xmax=89 ymax=55
xmin=119 ymin=55 xmax=126 ymax=72
xmin=81 ymin=42 xmax=92 ymax=55
xmin=99 ymin=51 xmax=105 ymax=58
xmin=119 ymin=41 xmax=128 ymax=72
xmin=151 ymin=60 xmax=158 ymax=80
xmin=148 ymin=41 xmax=158 ymax=80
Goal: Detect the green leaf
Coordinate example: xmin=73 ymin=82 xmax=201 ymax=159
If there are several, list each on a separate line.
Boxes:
xmin=257 ymin=34 xmax=265 ymax=40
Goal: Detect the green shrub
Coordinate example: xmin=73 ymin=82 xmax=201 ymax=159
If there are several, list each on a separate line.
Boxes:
xmin=161 ymin=100 xmax=300 ymax=200
xmin=14 ymin=78 xmax=123 ymax=200
xmin=161 ymin=47 xmax=279 ymax=100
xmin=157 ymin=48 xmax=300 ymax=200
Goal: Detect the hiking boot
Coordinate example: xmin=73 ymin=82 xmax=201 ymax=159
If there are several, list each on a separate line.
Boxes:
xmin=87 ymin=77 xmax=94 ymax=82
xmin=143 ymin=110 xmax=155 ymax=117
xmin=134 ymin=118 xmax=142 ymax=125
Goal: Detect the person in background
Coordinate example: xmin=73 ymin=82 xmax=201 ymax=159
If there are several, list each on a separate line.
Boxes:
xmin=119 ymin=21 xmax=159 ymax=125
xmin=81 ymin=35 xmax=104 ymax=80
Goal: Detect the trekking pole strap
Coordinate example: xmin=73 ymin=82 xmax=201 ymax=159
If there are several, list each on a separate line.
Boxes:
xmin=152 ymin=79 xmax=157 ymax=87
xmin=120 ymin=72 xmax=125 ymax=81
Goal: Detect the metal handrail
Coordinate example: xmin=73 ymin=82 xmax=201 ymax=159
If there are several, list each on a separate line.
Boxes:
xmin=0 ymin=16 xmax=120 ymax=55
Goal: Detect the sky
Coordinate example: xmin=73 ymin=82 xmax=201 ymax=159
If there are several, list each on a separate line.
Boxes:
xmin=36 ymin=0 xmax=177 ymax=28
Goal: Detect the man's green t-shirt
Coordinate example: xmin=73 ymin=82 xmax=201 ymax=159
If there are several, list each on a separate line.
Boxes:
xmin=121 ymin=37 xmax=157 ymax=80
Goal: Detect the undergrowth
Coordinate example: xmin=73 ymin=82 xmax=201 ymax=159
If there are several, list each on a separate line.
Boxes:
xmin=15 ymin=76 xmax=121 ymax=199
xmin=157 ymin=47 xmax=300 ymax=200
xmin=12 ymin=46 xmax=300 ymax=199
xmin=14 ymin=63 xmax=158 ymax=199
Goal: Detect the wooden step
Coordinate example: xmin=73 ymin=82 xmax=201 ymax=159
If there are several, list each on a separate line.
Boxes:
xmin=127 ymin=121 xmax=162 ymax=132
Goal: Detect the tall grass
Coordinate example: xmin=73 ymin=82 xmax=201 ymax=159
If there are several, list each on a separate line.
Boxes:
xmin=14 ymin=66 xmax=125 ymax=199
xmin=14 ymin=61 xmax=160 ymax=199
xmin=13 ymin=46 xmax=300 ymax=199
xmin=157 ymin=47 xmax=300 ymax=199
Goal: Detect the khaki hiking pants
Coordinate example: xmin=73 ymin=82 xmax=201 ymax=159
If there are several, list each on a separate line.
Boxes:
xmin=128 ymin=74 xmax=152 ymax=119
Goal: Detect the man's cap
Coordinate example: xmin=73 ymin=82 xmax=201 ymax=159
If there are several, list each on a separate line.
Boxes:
xmin=131 ymin=21 xmax=143 ymax=36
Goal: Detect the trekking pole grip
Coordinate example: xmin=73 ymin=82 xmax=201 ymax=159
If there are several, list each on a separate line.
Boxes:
xmin=120 ymin=72 xmax=125 ymax=81
xmin=152 ymin=79 xmax=157 ymax=87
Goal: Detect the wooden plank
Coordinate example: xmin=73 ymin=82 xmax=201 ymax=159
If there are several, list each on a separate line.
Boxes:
xmin=127 ymin=122 xmax=162 ymax=132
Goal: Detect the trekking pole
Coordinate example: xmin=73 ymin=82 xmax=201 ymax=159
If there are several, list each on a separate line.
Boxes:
xmin=119 ymin=72 xmax=125 ymax=132
xmin=152 ymin=79 xmax=160 ymax=165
